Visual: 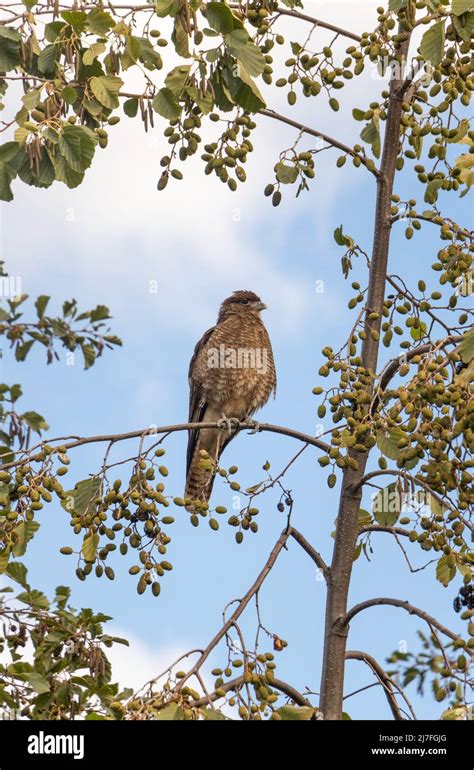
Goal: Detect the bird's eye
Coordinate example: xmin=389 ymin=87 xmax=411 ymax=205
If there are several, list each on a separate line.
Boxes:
xmin=241 ymin=299 xmax=249 ymax=304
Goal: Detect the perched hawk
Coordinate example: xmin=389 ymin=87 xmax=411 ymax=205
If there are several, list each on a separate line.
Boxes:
xmin=185 ymin=290 xmax=276 ymax=508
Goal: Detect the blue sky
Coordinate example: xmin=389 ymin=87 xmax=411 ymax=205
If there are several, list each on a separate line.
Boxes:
xmin=1 ymin=1 xmax=472 ymax=719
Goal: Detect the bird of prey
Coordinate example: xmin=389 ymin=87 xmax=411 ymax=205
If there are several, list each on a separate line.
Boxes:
xmin=185 ymin=290 xmax=276 ymax=508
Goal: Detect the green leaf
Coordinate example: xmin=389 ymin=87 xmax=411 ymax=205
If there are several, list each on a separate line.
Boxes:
xmin=61 ymin=10 xmax=88 ymax=32
xmin=0 ymin=158 xmax=17 ymax=201
xmin=436 ymin=555 xmax=456 ymax=587
xmin=0 ymin=141 xmax=20 ymax=163
xmin=419 ymin=21 xmax=445 ymax=66
xmin=20 ymin=411 xmax=49 ymax=433
xmin=15 ymin=339 xmax=34 ymax=362
xmin=388 ymin=0 xmax=408 ymax=10
xmin=0 ymin=27 xmax=21 ymax=72
xmin=185 ymin=86 xmax=213 ymax=115
xmin=164 ymin=65 xmax=191 ymax=95
xmin=424 ymin=177 xmax=443 ymax=204
xmin=154 ymin=0 xmax=180 ymax=17
xmin=451 ymin=0 xmax=474 ymax=15
xmin=156 ymin=703 xmax=185 ymax=720
xmin=200 ymin=707 xmax=227 ymax=720
xmin=83 ymin=42 xmax=106 ymax=66
xmin=410 ymin=320 xmax=427 ymax=340
xmin=11 ymin=520 xmax=40 ymax=557
xmin=82 ymin=531 xmax=99 ymax=562
xmin=360 ymin=117 xmax=381 ymax=159
xmin=38 ymin=44 xmax=57 ymax=74
xmin=17 ymin=588 xmax=49 ymax=609
xmin=90 ymin=75 xmax=123 ymax=109
xmin=22 ymin=88 xmax=42 ymax=110
xmin=61 ymin=477 xmax=102 ymax=518
xmin=236 ymin=41 xmax=266 ymax=77
xmin=274 ymin=162 xmax=298 ymax=185
xmin=5 ymin=561 xmax=28 ymax=587
xmin=377 ymin=428 xmax=404 ymax=461
xmin=27 ymin=672 xmax=51 ymax=694
xmin=0 ymin=549 xmax=10 ymax=574
xmin=452 ymin=11 xmax=474 ymax=40
xmin=34 ymin=294 xmax=50 ymax=319
xmin=58 ymin=125 xmax=98 ymax=173
xmin=373 ymin=482 xmax=400 ymax=527
xmin=81 ymin=342 xmax=96 ymax=368
xmin=275 ymin=705 xmax=315 ymax=720
xmin=152 ymin=87 xmax=181 ymax=120
xmin=171 ymin=18 xmax=190 ymax=58
xmin=87 ymin=8 xmax=115 ymax=35
xmin=206 ymin=2 xmax=235 ymax=33
xmin=457 ymin=329 xmax=474 ymax=364
xmin=225 ymin=65 xmax=265 ymax=112
xmin=123 ymin=98 xmax=138 ymax=118
xmin=90 ymin=304 xmax=111 ymax=322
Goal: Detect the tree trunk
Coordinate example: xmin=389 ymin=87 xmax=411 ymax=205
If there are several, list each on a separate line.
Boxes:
xmin=319 ymin=33 xmax=412 ymax=720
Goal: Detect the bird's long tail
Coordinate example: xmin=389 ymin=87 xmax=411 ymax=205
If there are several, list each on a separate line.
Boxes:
xmin=184 ymin=426 xmax=234 ymax=511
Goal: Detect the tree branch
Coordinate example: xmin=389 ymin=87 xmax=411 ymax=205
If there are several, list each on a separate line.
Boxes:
xmin=346 ymin=650 xmax=415 ymax=720
xmin=189 ymin=674 xmax=313 ymax=709
xmin=359 ymin=525 xmax=411 ymax=538
xmin=342 ymin=598 xmax=466 ymax=646
xmin=259 ymin=109 xmax=381 ymax=176
xmin=0 ymin=2 xmax=362 ymax=42
xmin=175 ymin=527 xmax=292 ymax=690
xmin=289 ymin=526 xmax=330 ymax=582
xmin=374 ymin=335 xmax=460 ymax=401
xmin=1 ymin=420 xmax=330 ymax=471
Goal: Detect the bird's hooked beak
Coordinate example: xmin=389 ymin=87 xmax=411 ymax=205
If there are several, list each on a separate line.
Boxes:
xmin=255 ymin=301 xmax=267 ymax=311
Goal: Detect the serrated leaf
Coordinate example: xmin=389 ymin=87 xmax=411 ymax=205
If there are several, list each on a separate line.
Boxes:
xmin=27 ymin=672 xmax=50 ymax=694
xmin=274 ymin=161 xmax=298 ymax=185
xmin=235 ymin=42 xmax=265 ymax=77
xmin=377 ymin=429 xmax=403 ymax=460
xmin=451 ymin=0 xmax=474 ymax=15
xmin=38 ymin=44 xmax=57 ymax=74
xmin=410 ymin=320 xmax=427 ymax=340
xmin=360 ymin=117 xmax=381 ymax=159
xmin=165 ymin=65 xmax=191 ymax=95
xmin=58 ymin=125 xmax=98 ymax=173
xmin=87 ymin=9 xmax=115 ymax=35
xmin=83 ymin=42 xmax=106 ymax=66
xmin=452 ymin=10 xmax=474 ymax=40
xmin=34 ymin=294 xmax=50 ymax=319
xmin=82 ymin=531 xmax=99 ymax=562
xmin=0 ymin=29 xmax=21 ymax=72
xmin=156 ymin=703 xmax=185 ymax=720
xmin=152 ymin=87 xmax=181 ymax=120
xmin=0 ymin=549 xmax=10 ymax=573
xmin=225 ymin=65 xmax=265 ymax=112
xmin=80 ymin=343 xmax=96 ymax=370
xmin=206 ymin=2 xmax=235 ymax=33
xmin=200 ymin=707 xmax=227 ymax=720
xmin=373 ymin=482 xmax=400 ymax=526
xmin=275 ymin=705 xmax=315 ymax=720
xmin=123 ymin=98 xmax=138 ymax=118
xmin=17 ymin=588 xmax=49 ymax=609
xmin=389 ymin=0 xmax=408 ymax=10
xmin=5 ymin=561 xmax=28 ymax=587
xmin=457 ymin=328 xmax=474 ymax=364
xmin=61 ymin=477 xmax=102 ymax=518
xmin=436 ymin=555 xmax=456 ymax=587
xmin=90 ymin=75 xmax=123 ymax=109
xmin=20 ymin=411 xmax=49 ymax=433
xmin=419 ymin=21 xmax=445 ymax=66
